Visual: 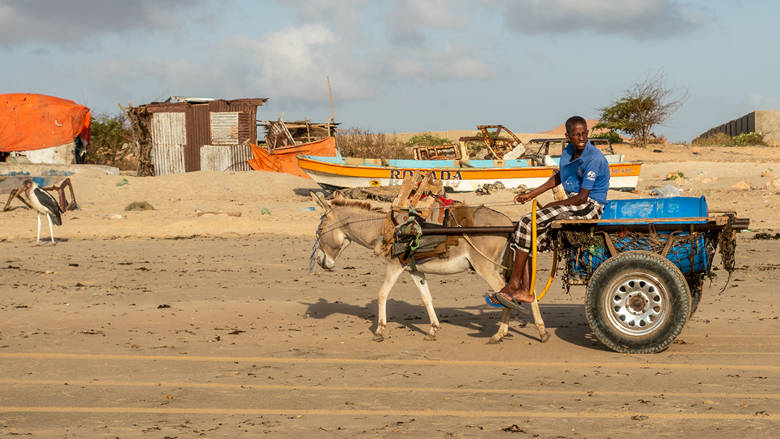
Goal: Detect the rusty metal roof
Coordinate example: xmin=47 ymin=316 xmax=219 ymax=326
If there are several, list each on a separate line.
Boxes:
xmin=140 ymin=98 xmax=268 ymax=113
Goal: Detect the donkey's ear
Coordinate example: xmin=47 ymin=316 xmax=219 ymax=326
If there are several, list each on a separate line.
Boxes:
xmin=310 ymin=191 xmax=330 ymax=210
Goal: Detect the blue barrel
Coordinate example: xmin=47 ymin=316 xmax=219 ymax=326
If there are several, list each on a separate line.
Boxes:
xmin=570 ymin=196 xmax=711 ymax=277
xmin=601 ymin=196 xmax=708 ymax=220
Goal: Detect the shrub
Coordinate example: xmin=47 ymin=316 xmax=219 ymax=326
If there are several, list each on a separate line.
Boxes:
xmin=646 ymin=133 xmax=668 ymax=145
xmin=404 ymin=133 xmax=453 ymax=147
xmin=87 ymin=113 xmax=136 ymax=169
xmin=335 ymin=128 xmax=414 ymax=158
xmin=732 ymin=132 xmax=766 ymax=146
xmin=591 ymin=130 xmax=622 ymax=144
xmin=462 ymin=140 xmax=488 ymax=158
xmin=692 ymin=131 xmax=766 ymax=147
xmin=692 ymin=132 xmax=732 ymax=146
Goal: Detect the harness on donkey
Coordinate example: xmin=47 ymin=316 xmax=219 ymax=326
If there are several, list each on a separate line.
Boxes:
xmin=382 ymin=172 xmax=483 ymax=271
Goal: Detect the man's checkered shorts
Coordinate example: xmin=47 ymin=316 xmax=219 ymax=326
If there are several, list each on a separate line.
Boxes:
xmin=510 ymin=199 xmax=604 ymax=252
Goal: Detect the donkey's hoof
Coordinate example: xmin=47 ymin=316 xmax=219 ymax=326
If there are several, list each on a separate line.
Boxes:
xmin=539 ymin=332 xmax=551 ymax=343
xmin=487 ymin=335 xmax=503 ymax=344
xmin=424 ymin=333 xmax=437 ymax=341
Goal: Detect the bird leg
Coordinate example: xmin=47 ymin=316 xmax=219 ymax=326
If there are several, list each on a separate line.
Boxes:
xmin=46 ymin=213 xmax=55 ymax=245
xmin=36 ymin=214 xmax=41 ymax=245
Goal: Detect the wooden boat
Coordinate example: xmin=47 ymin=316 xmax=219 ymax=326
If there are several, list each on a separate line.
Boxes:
xmin=297 ymin=155 xmax=641 ymax=192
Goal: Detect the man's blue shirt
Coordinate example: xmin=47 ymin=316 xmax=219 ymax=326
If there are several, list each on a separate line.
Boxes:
xmin=557 ymin=141 xmax=610 ymax=205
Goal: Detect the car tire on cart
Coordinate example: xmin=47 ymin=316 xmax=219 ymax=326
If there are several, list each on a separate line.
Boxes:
xmin=585 ymin=251 xmax=691 ymax=354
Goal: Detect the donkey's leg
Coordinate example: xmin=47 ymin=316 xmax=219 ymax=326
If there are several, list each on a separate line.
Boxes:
xmin=469 ymin=254 xmax=519 ymax=344
xmin=375 ymin=260 xmax=404 ymax=340
xmin=482 ymin=267 xmax=515 ymax=344
xmin=408 ymin=270 xmax=441 ymax=340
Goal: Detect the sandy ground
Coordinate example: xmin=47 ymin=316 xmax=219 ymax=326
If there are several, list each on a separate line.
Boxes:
xmin=1 ymin=146 xmax=779 ymax=437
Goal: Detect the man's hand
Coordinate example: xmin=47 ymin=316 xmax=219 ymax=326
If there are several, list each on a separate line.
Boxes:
xmin=514 ymin=192 xmax=535 ymax=204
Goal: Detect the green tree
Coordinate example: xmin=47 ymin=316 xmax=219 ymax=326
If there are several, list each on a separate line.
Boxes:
xmin=595 ymin=74 xmax=686 ymax=147
xmin=88 ymin=113 xmax=134 ymax=167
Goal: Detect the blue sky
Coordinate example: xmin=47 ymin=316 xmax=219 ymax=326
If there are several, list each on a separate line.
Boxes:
xmin=1 ymin=0 xmax=777 ymax=141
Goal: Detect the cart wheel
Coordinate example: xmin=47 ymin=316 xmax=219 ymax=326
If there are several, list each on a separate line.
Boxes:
xmin=585 ymin=251 xmax=691 ymax=354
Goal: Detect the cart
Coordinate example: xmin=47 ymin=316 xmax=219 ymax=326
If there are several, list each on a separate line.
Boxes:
xmin=421 ymin=196 xmax=749 ymax=354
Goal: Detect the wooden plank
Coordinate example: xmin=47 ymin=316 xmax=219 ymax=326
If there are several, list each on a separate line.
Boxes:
xmin=420 ymin=217 xmax=750 ymax=236
xmin=551 ymin=217 xmax=713 ymax=227
xmin=602 ymin=232 xmax=618 ymax=256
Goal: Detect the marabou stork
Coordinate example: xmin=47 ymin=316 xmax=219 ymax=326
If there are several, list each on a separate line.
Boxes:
xmin=23 ymin=179 xmax=62 ymax=245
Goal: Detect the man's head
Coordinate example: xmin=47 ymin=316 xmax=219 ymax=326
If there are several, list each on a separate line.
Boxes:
xmin=565 ymin=116 xmax=588 ymax=150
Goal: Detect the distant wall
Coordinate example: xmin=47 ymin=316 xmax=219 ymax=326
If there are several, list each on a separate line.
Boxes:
xmin=756 ymin=110 xmax=780 ymax=144
xmin=694 ymin=110 xmax=780 ymax=145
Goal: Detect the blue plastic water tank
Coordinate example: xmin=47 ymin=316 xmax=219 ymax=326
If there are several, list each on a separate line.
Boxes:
xmin=601 ymin=196 xmax=708 ymax=220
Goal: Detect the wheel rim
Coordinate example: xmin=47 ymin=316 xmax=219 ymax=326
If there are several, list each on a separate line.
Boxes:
xmin=604 ymin=272 xmax=668 ymax=337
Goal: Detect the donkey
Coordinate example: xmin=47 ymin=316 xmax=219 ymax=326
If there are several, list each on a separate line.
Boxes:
xmin=310 ymin=192 xmax=547 ymax=343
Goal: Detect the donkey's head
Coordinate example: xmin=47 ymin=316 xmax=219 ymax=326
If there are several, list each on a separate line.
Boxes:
xmin=311 ymin=191 xmax=351 ymax=269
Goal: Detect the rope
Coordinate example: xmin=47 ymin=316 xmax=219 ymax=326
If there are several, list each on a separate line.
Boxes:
xmin=461 ymin=233 xmax=510 ymax=270
xmin=448 ymin=209 xmax=510 ymax=270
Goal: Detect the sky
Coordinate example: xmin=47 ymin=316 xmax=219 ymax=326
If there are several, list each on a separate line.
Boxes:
xmin=1 ymin=0 xmax=777 ymax=142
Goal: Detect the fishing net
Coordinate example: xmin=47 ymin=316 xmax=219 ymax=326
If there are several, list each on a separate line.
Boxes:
xmin=553 ymin=221 xmax=737 ymax=293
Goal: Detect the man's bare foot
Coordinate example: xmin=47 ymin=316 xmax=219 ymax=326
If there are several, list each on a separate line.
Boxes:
xmin=497 ymin=287 xmax=534 ymax=304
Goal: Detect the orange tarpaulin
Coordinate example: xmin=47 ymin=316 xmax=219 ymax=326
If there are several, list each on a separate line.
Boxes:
xmin=0 ymin=93 xmax=91 ymax=152
xmin=248 ymin=137 xmax=336 ymax=178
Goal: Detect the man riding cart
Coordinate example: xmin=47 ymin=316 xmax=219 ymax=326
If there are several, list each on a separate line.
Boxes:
xmin=389 ymin=117 xmax=747 ymax=353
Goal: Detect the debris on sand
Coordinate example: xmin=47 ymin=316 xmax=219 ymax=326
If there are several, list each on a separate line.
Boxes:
xmin=475 ymin=181 xmax=506 ymax=196
xmin=337 ymin=186 xmax=400 ymax=203
xmin=502 ymin=424 xmax=525 ymax=433
xmin=512 ymin=184 xmax=531 ymax=194
xmin=125 ymin=201 xmax=155 ymax=211
xmin=761 ymin=169 xmax=774 ymax=178
xmin=731 ymin=181 xmax=751 ymax=190
xmin=651 ymin=184 xmax=681 ymax=198
xmin=196 ymin=209 xmax=241 ymax=217
xmin=665 ymin=171 xmax=686 ymax=181
xmin=765 ymin=178 xmax=780 ymax=190
xmin=754 ymin=232 xmax=780 ymax=240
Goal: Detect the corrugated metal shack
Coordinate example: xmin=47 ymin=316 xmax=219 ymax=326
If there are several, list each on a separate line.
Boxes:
xmin=125 ymin=97 xmax=268 ymax=176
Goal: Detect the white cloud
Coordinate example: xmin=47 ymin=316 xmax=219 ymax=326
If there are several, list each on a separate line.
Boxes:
xmin=0 ymin=0 xmax=211 ymax=46
xmin=495 ymin=0 xmax=708 ymax=39
xmin=60 ymin=1 xmax=495 ymax=112
xmin=227 ymin=24 xmax=374 ymax=103
xmin=383 ymin=45 xmax=492 ymax=81
xmin=386 ymin=0 xmax=463 ymax=44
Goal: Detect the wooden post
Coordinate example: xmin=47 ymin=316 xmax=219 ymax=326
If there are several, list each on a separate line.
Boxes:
xmin=327 ymin=76 xmax=335 ymax=136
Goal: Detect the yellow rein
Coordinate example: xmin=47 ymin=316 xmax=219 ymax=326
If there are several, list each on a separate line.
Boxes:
xmin=531 ymin=199 xmax=557 ymax=301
